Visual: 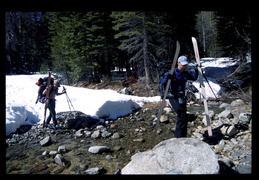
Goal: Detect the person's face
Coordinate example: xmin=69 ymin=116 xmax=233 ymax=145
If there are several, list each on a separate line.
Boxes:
xmin=178 ymin=62 xmax=188 ymax=72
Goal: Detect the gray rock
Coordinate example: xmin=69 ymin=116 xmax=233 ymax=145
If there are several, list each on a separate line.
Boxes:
xmin=42 ymin=150 xmax=49 ymax=156
xmin=227 ymin=125 xmax=237 ymax=136
xmin=101 ymin=131 xmax=112 ymax=138
xmin=121 ymin=138 xmax=219 ymax=174
xmin=49 ymin=151 xmax=58 ymax=156
xmin=39 ymin=136 xmax=51 ymax=146
xmin=74 ymin=129 xmax=84 ymax=137
xmin=84 ymin=130 xmax=92 ymax=137
xmin=84 ymin=167 xmax=104 ymax=175
xmin=236 ymin=164 xmax=251 ymax=174
xmin=230 ymin=99 xmax=245 ymax=107
xmin=54 ymin=154 xmax=67 ymax=166
xmin=88 ymin=146 xmax=110 ymax=154
xmin=239 ymin=113 xmax=252 ymax=123
xmin=91 ymin=130 xmax=101 ymax=139
xmin=219 ymin=103 xmax=230 ymax=109
xmin=220 ymin=124 xmax=237 ymax=136
xmin=111 ymin=132 xmax=122 ymax=139
xmin=219 ymin=156 xmax=234 ymax=167
xmin=160 ymin=115 xmax=169 ymax=123
xmin=218 ymin=110 xmax=234 ymax=119
xmin=56 ymin=111 xmax=100 ymax=130
xmin=58 ymin=145 xmax=67 ymax=153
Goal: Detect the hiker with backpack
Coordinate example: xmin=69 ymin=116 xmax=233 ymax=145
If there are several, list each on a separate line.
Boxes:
xmin=42 ymin=80 xmax=66 ymax=128
xmin=159 ymin=56 xmax=198 ymax=138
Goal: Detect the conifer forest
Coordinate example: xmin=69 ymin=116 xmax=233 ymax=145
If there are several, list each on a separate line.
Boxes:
xmin=5 ymin=11 xmax=251 ymax=85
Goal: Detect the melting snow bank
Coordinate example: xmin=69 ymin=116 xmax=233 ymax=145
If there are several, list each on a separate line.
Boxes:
xmin=6 ymin=57 xmax=237 ymax=136
xmin=5 ymin=74 xmax=160 ymax=136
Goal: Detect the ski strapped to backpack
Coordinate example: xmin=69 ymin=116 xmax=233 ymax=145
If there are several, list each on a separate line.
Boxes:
xmin=35 ymin=76 xmax=54 ymax=104
xmin=42 ymin=71 xmax=52 ymax=128
xmin=154 ymin=41 xmax=180 ymax=137
xmin=192 ymin=37 xmax=213 ymax=136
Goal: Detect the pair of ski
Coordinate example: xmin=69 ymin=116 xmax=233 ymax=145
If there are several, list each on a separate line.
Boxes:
xmin=42 ymin=71 xmax=51 ymax=128
xmin=155 ymin=37 xmax=212 ymax=137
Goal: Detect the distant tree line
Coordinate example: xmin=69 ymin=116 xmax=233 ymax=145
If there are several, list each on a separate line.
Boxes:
xmin=5 ymin=11 xmax=251 ymax=84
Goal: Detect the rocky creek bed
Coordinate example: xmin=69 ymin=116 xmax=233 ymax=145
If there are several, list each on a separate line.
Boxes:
xmin=6 ymin=99 xmax=252 ymax=174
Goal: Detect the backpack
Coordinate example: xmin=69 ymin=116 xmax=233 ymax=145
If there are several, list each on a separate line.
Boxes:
xmin=158 ymin=71 xmax=176 ymax=99
xmin=35 ymin=77 xmax=54 ymax=104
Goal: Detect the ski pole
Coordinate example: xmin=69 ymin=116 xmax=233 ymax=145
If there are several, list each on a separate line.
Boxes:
xmin=201 ymin=71 xmax=219 ymax=102
xmin=63 ymin=86 xmax=75 ymax=111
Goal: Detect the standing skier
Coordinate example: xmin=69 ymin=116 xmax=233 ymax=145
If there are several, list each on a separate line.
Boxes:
xmin=168 ymin=56 xmax=198 ymax=138
xmin=43 ymin=80 xmax=66 ymax=128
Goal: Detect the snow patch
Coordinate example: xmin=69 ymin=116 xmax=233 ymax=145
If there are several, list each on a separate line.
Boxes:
xmin=5 ymin=74 xmax=160 ymax=136
xmin=6 ymin=58 xmax=237 ymax=136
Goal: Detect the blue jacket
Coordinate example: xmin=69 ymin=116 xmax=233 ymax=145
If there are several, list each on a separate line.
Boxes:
xmin=170 ymin=67 xmax=198 ymax=96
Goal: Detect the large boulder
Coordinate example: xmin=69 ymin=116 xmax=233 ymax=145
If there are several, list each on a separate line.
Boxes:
xmin=56 ymin=111 xmax=100 ymax=130
xmin=121 ymin=138 xmax=219 ymax=174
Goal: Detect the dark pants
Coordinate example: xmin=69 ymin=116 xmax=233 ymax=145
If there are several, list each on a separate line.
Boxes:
xmin=46 ymin=99 xmax=57 ymax=126
xmin=169 ymin=96 xmax=187 ymax=138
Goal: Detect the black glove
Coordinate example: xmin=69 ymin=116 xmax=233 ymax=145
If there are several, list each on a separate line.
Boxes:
xmin=167 ymin=74 xmax=174 ymax=80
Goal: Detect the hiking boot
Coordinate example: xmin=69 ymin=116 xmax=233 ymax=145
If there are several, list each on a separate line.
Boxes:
xmin=55 ymin=125 xmax=61 ymax=130
xmin=44 ymin=124 xmax=50 ymax=128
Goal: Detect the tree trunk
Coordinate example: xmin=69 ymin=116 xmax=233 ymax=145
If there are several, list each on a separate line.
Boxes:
xmin=142 ymin=12 xmax=154 ymax=85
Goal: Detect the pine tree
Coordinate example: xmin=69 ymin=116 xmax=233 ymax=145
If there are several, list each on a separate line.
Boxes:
xmin=195 ymin=11 xmax=218 ymax=56
xmin=48 ymin=11 xmax=117 ymax=83
xmin=6 ymin=12 xmax=51 ymax=74
xmin=111 ymin=11 xmax=158 ymax=84
xmin=216 ymin=11 xmax=251 ymax=61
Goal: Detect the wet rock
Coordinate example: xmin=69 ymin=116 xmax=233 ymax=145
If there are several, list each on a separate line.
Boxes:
xmin=220 ymin=125 xmax=237 ymax=137
xmin=239 ymin=113 xmax=252 ymax=124
xmin=88 ymin=146 xmax=110 ymax=154
xmin=84 ymin=130 xmax=92 ymax=137
xmin=42 ymin=150 xmax=49 ymax=156
xmin=91 ymin=130 xmax=101 ymax=139
xmin=6 ymin=99 xmax=252 ymax=174
xmin=133 ymin=138 xmax=145 ymax=142
xmin=230 ymin=99 xmax=245 ymax=107
xmin=74 ymin=129 xmax=84 ymax=137
xmin=54 ymin=154 xmax=69 ymax=167
xmin=236 ymin=164 xmax=252 ymax=174
xmin=58 ymin=146 xmax=67 ymax=153
xmin=227 ymin=125 xmax=237 ymax=136
xmin=111 ymin=132 xmax=122 ymax=139
xmin=160 ymin=115 xmax=169 ymax=123
xmin=121 ymin=138 xmax=219 ymax=174
xmin=84 ymin=167 xmax=105 ymax=175
xmin=218 ymin=110 xmax=234 ymax=119
xmin=219 ymin=103 xmax=230 ymax=109
xmin=101 ymin=131 xmax=112 ymax=138
xmin=40 ymin=136 xmax=51 ymax=146
xmin=57 ymin=111 xmax=100 ymax=130
xmin=49 ymin=151 xmax=58 ymax=156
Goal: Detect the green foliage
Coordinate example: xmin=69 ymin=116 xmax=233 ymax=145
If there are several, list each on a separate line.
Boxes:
xmin=48 ymin=12 xmax=114 ymax=83
xmin=6 ymin=11 xmax=250 ymax=86
xmin=216 ymin=11 xmax=251 ymax=61
xmin=207 ymin=34 xmax=223 ymax=57
xmin=6 ymin=12 xmax=51 ymax=74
